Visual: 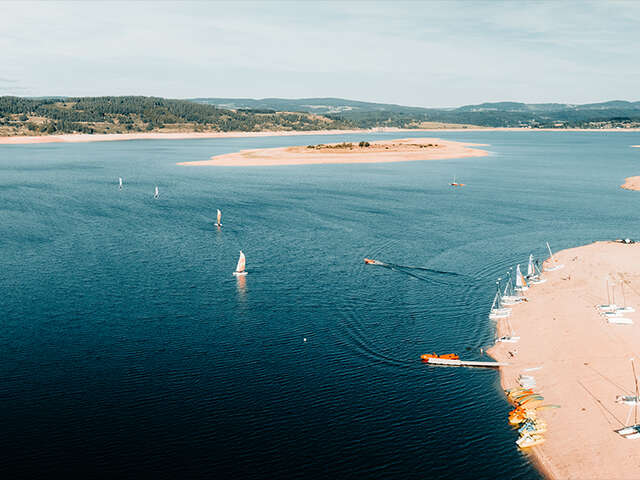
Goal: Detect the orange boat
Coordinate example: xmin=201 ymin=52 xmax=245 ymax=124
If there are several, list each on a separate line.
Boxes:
xmin=421 ymin=353 xmax=460 ymax=361
xmin=364 ymin=258 xmax=385 ymax=265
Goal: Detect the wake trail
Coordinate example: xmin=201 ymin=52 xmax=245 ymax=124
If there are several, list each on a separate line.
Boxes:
xmin=385 ymin=263 xmax=463 ymax=277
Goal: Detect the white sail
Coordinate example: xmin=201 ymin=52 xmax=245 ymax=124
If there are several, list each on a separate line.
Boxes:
xmin=545 ymin=242 xmax=564 ymax=271
xmin=235 ymin=251 xmax=246 ymax=274
xmin=216 ymin=209 xmax=222 ymax=225
xmin=527 ymin=254 xmax=535 ymax=277
xmin=154 ymin=186 xmax=159 ymax=198
xmin=119 ymin=177 xmax=123 ymax=189
xmin=515 ymin=264 xmax=528 ymax=291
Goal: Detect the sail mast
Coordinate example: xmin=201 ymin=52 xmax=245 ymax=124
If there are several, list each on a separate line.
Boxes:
xmin=632 ymin=358 xmax=638 ymax=425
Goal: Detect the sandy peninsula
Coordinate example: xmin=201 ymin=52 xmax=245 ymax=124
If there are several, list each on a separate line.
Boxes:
xmin=177 ymin=137 xmax=489 ymax=167
xmin=489 ymin=241 xmax=640 ymax=479
xmin=621 ymin=176 xmax=640 ymax=191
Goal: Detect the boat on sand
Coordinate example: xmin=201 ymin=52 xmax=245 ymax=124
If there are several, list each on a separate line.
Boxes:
xmin=517 ymin=433 xmax=546 ymax=448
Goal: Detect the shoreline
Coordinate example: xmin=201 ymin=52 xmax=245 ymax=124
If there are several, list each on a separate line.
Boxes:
xmin=177 ymin=137 xmax=489 ymax=167
xmin=2 ymin=127 xmax=640 ymax=145
xmin=487 ymin=241 xmax=640 ymax=479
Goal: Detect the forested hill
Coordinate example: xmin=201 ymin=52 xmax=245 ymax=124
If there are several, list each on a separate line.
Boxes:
xmin=0 ymin=96 xmax=353 ymax=136
xmin=195 ymin=97 xmax=640 ymax=129
xmin=3 ymin=96 xmax=640 ymax=137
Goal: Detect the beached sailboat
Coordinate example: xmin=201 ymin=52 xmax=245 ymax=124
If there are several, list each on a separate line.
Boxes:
xmin=518 ymin=419 xmax=547 ymax=435
xmin=544 ymin=242 xmax=564 ymax=271
xmin=233 ymin=250 xmax=247 ymax=276
xmin=516 ymin=433 xmax=546 ymax=448
xmin=526 ymin=255 xmax=547 ymax=285
xmin=215 ymin=209 xmax=222 ymax=227
xmin=617 ymin=281 xmax=635 ymax=313
xmin=599 ymin=281 xmax=634 ymax=322
xmin=489 ymin=282 xmax=512 ymax=320
xmin=617 ymin=395 xmax=640 ymax=405
xmin=501 ymin=273 xmax=526 ymax=305
xmin=119 ymin=177 xmax=123 ymax=190
xmin=515 ymin=264 xmax=529 ymax=292
xmin=615 ymin=359 xmax=640 ymax=439
xmin=154 ymin=186 xmax=159 ymax=199
xmin=497 ymin=316 xmax=520 ymax=343
xmin=597 ymin=280 xmax=618 ymax=312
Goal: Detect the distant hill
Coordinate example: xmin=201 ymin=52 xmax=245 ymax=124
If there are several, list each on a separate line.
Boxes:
xmin=2 ymin=95 xmax=640 ymax=137
xmin=193 ymin=97 xmax=640 ymax=129
xmin=191 ymin=97 xmax=431 ymax=115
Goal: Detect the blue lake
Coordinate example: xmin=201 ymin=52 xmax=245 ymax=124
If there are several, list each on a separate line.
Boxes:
xmin=1 ymin=131 xmax=639 ymax=478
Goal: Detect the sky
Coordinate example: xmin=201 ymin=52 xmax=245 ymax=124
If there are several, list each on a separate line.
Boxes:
xmin=1 ymin=0 xmax=639 ymax=107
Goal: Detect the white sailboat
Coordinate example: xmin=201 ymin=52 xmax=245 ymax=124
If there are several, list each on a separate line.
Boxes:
xmin=119 ymin=177 xmax=123 ymax=190
xmin=497 ymin=316 xmax=520 ymax=343
xmin=449 ymin=175 xmax=465 ymax=187
xmin=597 ymin=280 xmax=617 ymax=312
xmin=489 ymin=288 xmax=511 ymax=320
xmin=154 ymin=186 xmax=159 ymax=199
xmin=515 ymin=264 xmax=529 ymax=292
xmin=527 ymin=255 xmax=547 ymax=285
xmin=544 ymin=242 xmax=564 ymax=271
xmin=501 ymin=272 xmax=526 ymax=305
xmin=615 ymin=359 xmax=640 ymax=439
xmin=618 ymin=281 xmax=635 ymax=313
xmin=233 ymin=250 xmax=247 ymax=276
xmin=215 ymin=209 xmax=222 ymax=227
xmin=526 ymin=254 xmax=535 ymax=278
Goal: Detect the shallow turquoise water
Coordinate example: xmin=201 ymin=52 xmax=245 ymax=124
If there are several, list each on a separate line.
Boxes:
xmin=1 ymin=131 xmax=639 ymax=478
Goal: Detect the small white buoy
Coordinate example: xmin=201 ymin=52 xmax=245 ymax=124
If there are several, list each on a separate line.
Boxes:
xmin=303 ymin=337 xmax=307 ymax=343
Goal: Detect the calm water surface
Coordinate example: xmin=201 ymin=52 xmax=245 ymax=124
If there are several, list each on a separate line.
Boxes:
xmin=1 ymin=131 xmax=640 ymax=478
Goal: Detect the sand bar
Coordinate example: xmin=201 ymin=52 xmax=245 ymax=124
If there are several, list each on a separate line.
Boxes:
xmin=621 ymin=176 xmax=640 ymax=191
xmin=489 ymin=241 xmax=640 ymax=479
xmin=178 ymin=137 xmax=489 ymax=167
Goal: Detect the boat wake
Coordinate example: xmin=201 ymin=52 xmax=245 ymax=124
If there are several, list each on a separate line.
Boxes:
xmin=371 ymin=262 xmax=468 ymax=287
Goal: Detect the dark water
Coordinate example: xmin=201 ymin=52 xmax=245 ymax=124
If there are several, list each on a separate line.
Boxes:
xmin=1 ymin=131 xmax=639 ymax=478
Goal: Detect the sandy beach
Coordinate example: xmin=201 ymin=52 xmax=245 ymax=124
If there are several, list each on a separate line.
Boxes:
xmin=178 ymin=137 xmax=489 ymax=167
xmin=0 ymin=129 xmax=390 ymax=145
xmin=488 ymin=241 xmax=640 ymax=479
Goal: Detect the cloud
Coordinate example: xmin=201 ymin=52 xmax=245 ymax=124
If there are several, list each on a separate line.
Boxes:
xmin=0 ymin=0 xmax=638 ymax=105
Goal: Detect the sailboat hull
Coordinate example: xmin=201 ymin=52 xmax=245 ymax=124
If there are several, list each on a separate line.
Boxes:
xmin=233 ymin=271 xmax=247 ymax=276
xmin=545 ymin=264 xmax=564 ymax=271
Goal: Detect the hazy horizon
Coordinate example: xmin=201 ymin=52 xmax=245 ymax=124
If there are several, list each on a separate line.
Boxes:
xmin=2 ymin=0 xmax=639 ymax=107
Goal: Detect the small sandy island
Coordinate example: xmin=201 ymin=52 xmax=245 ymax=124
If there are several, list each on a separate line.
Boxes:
xmin=489 ymin=241 xmax=640 ymax=479
xmin=178 ymin=137 xmax=489 ymax=167
xmin=621 ymin=176 xmax=640 ymax=191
